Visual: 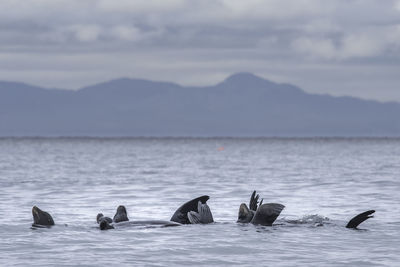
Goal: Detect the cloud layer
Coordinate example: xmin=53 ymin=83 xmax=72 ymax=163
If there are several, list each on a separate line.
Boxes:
xmin=1 ymin=0 xmax=400 ymax=101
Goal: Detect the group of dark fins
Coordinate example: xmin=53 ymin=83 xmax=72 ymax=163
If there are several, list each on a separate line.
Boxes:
xmin=32 ymin=191 xmax=375 ymax=230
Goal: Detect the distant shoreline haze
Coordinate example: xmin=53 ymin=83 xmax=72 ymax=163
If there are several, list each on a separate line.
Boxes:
xmin=1 ymin=73 xmax=399 ymax=137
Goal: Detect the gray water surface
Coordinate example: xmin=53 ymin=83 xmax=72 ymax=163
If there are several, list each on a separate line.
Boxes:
xmin=0 ymin=138 xmax=399 ymax=266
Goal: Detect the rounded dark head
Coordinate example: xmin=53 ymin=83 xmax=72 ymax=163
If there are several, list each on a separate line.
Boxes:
xmin=97 ymin=213 xmax=113 ymax=224
xmin=96 ymin=213 xmax=104 ymax=223
xmin=32 ymin=206 xmax=55 ymax=226
xmin=99 ymin=219 xmax=114 ymax=230
xmin=116 ymin=205 xmax=127 ymax=214
xmin=237 ymin=203 xmax=254 ymax=223
xmin=113 ymin=205 xmax=129 ymax=223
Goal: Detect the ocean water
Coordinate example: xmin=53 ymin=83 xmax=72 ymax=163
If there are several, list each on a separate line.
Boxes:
xmin=0 ymin=137 xmax=399 ymax=266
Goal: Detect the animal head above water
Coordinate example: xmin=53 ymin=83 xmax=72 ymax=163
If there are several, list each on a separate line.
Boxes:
xmin=113 ymin=205 xmax=129 ymax=223
xmin=237 ymin=203 xmax=255 ymax=223
xmin=96 ymin=213 xmax=104 ymax=223
xmin=97 ymin=213 xmax=112 ymax=224
xmin=99 ymin=217 xmax=115 ymax=230
xmin=32 ymin=206 xmax=55 ymax=226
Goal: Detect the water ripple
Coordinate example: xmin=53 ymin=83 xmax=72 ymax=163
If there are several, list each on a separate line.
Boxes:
xmin=0 ymin=138 xmax=399 ymax=266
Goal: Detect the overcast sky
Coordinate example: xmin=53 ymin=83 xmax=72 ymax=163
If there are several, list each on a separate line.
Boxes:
xmin=1 ymin=0 xmax=400 ymax=101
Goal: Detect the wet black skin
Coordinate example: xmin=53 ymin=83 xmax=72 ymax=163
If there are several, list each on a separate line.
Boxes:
xmin=346 ymin=210 xmax=375 ymax=229
xmin=237 ymin=191 xmax=262 ymax=223
xmin=113 ymin=205 xmax=129 ymax=223
xmin=237 ymin=203 xmax=255 ymax=223
xmin=238 ymin=191 xmax=374 ymax=228
xmin=96 ymin=213 xmax=112 ymax=224
xmin=96 ymin=213 xmax=114 ymax=230
xmin=99 ymin=219 xmax=115 ymax=230
xmin=170 ymin=195 xmax=210 ymax=224
xmin=32 ymin=206 xmax=55 ymax=227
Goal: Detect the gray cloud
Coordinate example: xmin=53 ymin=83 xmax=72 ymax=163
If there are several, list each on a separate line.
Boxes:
xmin=0 ymin=0 xmax=400 ymax=101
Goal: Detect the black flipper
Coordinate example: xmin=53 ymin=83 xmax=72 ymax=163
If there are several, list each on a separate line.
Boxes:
xmin=187 ymin=201 xmax=214 ymax=224
xmin=346 ymin=210 xmax=375 ymax=229
xmin=250 ymin=203 xmax=285 ymax=226
xmin=170 ymin=196 xmax=209 ymax=224
xmin=249 ymin=190 xmax=260 ymax=211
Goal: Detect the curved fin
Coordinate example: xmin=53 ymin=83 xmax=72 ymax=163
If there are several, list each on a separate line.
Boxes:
xmin=346 ymin=210 xmax=375 ymax=229
xmin=251 ymin=203 xmax=285 ymax=226
xmin=170 ymin=195 xmax=210 ymax=224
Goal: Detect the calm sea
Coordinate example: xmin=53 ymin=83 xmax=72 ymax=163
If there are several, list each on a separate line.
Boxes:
xmin=0 ymin=138 xmax=399 ymax=266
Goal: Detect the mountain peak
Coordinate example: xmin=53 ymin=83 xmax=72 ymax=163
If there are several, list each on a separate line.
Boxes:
xmin=223 ymin=72 xmax=274 ymax=87
xmin=1 ymin=74 xmax=400 ymax=136
xmin=226 ymin=72 xmax=259 ymax=79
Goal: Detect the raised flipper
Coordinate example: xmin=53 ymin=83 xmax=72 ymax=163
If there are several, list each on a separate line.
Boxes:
xmin=187 ymin=211 xmax=201 ymax=224
xmin=346 ymin=210 xmax=375 ymax=229
xmin=249 ymin=191 xmax=260 ymax=211
xmin=187 ymin=201 xmax=214 ymax=224
xmin=237 ymin=191 xmax=264 ymax=223
xmin=170 ymin=195 xmax=210 ymax=224
xmin=250 ymin=203 xmax=285 ymax=226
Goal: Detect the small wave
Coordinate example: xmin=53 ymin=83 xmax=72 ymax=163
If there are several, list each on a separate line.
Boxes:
xmin=285 ymin=214 xmax=330 ymax=226
xmin=140 ymin=170 xmax=159 ymax=175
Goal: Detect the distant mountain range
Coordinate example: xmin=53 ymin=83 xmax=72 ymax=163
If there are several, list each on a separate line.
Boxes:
xmin=1 ymin=73 xmax=399 ymax=136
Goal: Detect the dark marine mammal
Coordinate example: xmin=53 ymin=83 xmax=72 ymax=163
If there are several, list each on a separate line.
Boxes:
xmin=32 ymin=206 xmax=55 ymax=227
xmin=98 ymin=194 xmax=215 ymax=230
xmin=96 ymin=213 xmax=112 ymax=224
xmin=346 ymin=210 xmax=375 ymax=229
xmin=98 ymin=205 xmax=181 ymax=230
xmin=97 ymin=213 xmax=114 ymax=230
xmin=237 ymin=191 xmax=285 ymax=226
xmin=96 ymin=205 xmax=129 ymax=230
xmin=187 ymin=200 xmax=214 ymax=224
xmin=113 ymin=205 xmax=129 ymax=223
xmin=104 ymin=220 xmax=181 ymax=230
xmin=284 ymin=210 xmax=376 ymax=229
xmin=170 ymin=195 xmax=214 ymax=224
xmin=98 ymin=196 xmax=214 ymax=230
xmin=238 ymin=191 xmax=375 ymax=229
